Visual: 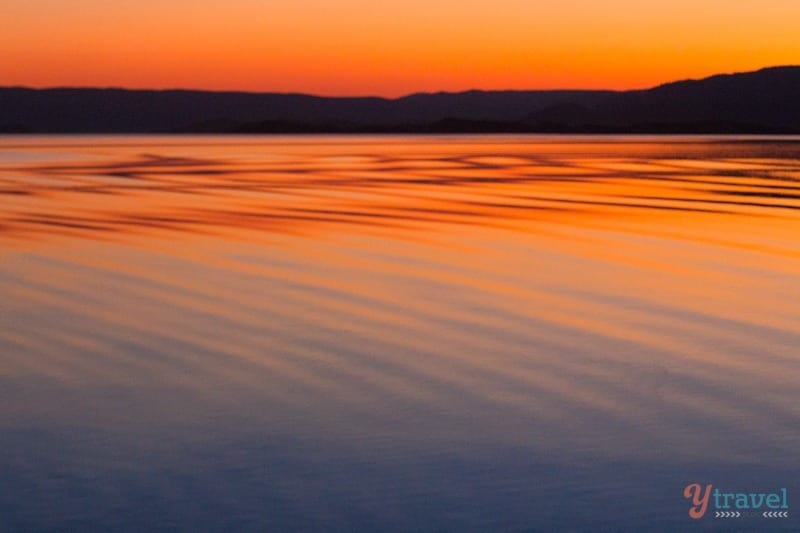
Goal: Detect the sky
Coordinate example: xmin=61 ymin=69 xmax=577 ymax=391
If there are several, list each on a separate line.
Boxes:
xmin=2 ymin=0 xmax=799 ymax=96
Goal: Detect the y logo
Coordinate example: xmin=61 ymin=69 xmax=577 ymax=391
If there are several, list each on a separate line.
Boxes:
xmin=684 ymin=483 xmax=713 ymax=519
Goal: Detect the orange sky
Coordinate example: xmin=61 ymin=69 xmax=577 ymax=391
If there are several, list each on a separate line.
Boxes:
xmin=2 ymin=0 xmax=799 ymax=96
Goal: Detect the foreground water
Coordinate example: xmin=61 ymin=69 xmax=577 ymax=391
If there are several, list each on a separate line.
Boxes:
xmin=1 ymin=135 xmax=798 ymax=531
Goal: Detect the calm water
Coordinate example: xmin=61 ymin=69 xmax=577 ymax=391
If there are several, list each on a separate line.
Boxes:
xmin=1 ymin=135 xmax=799 ymax=531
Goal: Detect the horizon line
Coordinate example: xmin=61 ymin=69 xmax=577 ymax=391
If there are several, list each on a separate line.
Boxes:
xmin=2 ymin=65 xmax=797 ymax=101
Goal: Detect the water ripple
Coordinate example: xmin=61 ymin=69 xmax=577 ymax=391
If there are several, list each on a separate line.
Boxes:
xmin=1 ymin=135 xmax=799 ymax=531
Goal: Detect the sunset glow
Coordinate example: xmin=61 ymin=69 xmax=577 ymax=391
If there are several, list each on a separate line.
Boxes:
xmin=3 ymin=0 xmax=799 ymax=96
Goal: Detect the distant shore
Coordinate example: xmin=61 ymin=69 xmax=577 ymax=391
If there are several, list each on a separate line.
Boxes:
xmin=2 ymin=66 xmax=799 ymax=134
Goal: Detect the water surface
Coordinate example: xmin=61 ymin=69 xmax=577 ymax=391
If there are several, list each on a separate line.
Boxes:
xmin=1 ymin=135 xmax=799 ymax=531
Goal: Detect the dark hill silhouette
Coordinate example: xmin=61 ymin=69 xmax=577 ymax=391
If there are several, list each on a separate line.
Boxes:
xmin=0 ymin=87 xmax=613 ymax=133
xmin=1 ymin=66 xmax=798 ymax=133
xmin=590 ymin=66 xmax=800 ymax=132
xmin=522 ymin=103 xmax=599 ymax=131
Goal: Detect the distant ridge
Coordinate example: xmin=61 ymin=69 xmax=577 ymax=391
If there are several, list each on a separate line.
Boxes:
xmin=1 ymin=66 xmax=799 ymax=133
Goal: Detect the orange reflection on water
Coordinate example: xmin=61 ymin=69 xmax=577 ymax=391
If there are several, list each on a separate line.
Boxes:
xmin=2 ymin=136 xmax=800 ymax=247
xmin=1 ymin=135 xmax=800 ymax=464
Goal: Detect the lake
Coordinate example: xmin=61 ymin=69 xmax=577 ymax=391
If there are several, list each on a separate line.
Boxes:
xmin=1 ymin=135 xmax=798 ymax=531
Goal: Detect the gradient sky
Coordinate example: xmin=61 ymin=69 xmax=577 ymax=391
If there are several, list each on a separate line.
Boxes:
xmin=2 ymin=0 xmax=799 ymax=96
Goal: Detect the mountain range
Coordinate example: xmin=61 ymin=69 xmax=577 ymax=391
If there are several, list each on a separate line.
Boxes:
xmin=1 ymin=66 xmax=799 ymax=133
